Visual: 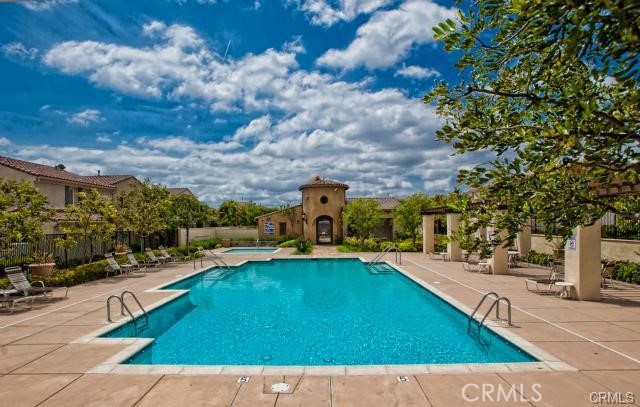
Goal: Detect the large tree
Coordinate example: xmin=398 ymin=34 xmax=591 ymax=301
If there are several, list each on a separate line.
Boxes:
xmin=394 ymin=193 xmax=432 ymax=246
xmin=0 ymin=178 xmax=51 ymax=248
xmin=343 ymin=198 xmax=383 ymax=247
xmin=169 ymin=194 xmax=212 ymax=253
xmin=116 ymin=180 xmax=172 ymax=250
xmin=425 ymin=0 xmax=640 ymax=249
xmin=56 ymin=189 xmax=117 ymax=264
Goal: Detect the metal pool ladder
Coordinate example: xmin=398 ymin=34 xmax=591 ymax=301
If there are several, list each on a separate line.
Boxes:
xmin=370 ymin=245 xmax=402 ymax=264
xmin=194 ymin=250 xmax=231 ymax=270
xmin=468 ymin=292 xmax=512 ymax=333
xmin=106 ymin=290 xmax=149 ymax=335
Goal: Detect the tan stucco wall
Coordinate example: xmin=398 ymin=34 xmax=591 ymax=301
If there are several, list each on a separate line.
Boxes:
xmin=113 ymin=178 xmax=142 ymax=196
xmin=178 ymin=226 xmax=258 ymax=245
xmin=257 ymin=206 xmax=303 ymax=240
xmin=532 ymin=234 xmax=640 ymax=262
xmin=0 ymin=165 xmax=36 ymax=183
xmin=302 ymin=186 xmax=347 ymax=244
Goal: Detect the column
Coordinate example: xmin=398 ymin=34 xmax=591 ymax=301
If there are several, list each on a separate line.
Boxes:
xmin=564 ymin=220 xmax=601 ymax=301
xmin=447 ymin=213 xmax=462 ymax=261
xmin=517 ymin=219 xmax=532 ymax=256
xmin=489 ymin=225 xmax=509 ymax=274
xmin=422 ymin=215 xmax=435 ymax=254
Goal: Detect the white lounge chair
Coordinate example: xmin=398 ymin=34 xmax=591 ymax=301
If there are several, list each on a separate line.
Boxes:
xmin=145 ymin=248 xmax=168 ymax=265
xmin=5 ymin=266 xmax=68 ymax=300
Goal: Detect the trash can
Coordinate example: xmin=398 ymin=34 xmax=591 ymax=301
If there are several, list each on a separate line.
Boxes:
xmin=222 ymin=238 xmax=231 ymax=248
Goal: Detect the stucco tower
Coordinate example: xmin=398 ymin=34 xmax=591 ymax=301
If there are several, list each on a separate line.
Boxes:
xmin=299 ymin=176 xmax=349 ymax=244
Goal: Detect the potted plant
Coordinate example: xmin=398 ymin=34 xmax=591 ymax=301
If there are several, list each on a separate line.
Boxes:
xmin=28 ymin=251 xmax=56 ymax=276
xmin=114 ymin=243 xmax=129 ymax=256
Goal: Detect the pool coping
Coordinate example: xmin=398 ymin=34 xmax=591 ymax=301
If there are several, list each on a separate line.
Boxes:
xmin=220 ymin=247 xmax=282 ymax=254
xmin=76 ymin=257 xmax=576 ymax=376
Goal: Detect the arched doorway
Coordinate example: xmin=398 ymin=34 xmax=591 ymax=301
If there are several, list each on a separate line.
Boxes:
xmin=316 ymin=216 xmax=333 ymax=244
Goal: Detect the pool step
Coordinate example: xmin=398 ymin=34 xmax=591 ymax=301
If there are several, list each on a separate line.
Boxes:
xmin=366 ymin=262 xmax=395 ymax=275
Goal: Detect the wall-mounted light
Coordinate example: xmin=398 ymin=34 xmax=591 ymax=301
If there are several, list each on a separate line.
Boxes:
xmin=302 ymin=212 xmax=307 ymax=223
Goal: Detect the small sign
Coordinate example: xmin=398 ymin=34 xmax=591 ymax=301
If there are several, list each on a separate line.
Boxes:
xmin=567 ymin=235 xmax=576 ymax=251
xmin=264 ymin=222 xmax=275 ymax=235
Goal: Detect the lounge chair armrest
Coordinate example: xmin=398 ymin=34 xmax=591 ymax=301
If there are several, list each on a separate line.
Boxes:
xmin=31 ymin=280 xmax=45 ymax=288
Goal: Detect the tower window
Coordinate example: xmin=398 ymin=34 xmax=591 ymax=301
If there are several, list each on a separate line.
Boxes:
xmin=320 ymin=196 xmax=328 ymax=204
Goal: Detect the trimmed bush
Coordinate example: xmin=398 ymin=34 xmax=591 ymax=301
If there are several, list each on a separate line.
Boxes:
xmin=613 ymin=261 xmax=640 ymax=284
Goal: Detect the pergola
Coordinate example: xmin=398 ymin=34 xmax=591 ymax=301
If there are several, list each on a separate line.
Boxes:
xmin=421 ymin=203 xmax=601 ymax=301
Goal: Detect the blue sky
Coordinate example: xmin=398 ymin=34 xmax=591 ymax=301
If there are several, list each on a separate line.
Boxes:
xmin=0 ymin=0 xmax=480 ymax=206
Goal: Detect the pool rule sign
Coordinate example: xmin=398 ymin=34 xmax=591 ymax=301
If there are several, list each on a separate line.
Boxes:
xmin=264 ymin=222 xmax=275 ymax=235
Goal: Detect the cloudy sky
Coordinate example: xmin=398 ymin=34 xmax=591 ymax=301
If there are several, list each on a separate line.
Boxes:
xmin=0 ymin=0 xmax=481 ymax=206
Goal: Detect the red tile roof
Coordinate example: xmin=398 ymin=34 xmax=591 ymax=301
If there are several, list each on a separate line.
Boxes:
xmin=347 ymin=197 xmax=400 ymax=211
xmin=0 ymin=155 xmax=136 ymax=189
xmin=299 ymin=175 xmax=350 ymax=190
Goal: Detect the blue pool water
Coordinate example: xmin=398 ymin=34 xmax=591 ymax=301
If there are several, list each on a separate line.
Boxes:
xmin=222 ymin=248 xmax=279 ymax=254
xmin=103 ymin=258 xmax=535 ymax=365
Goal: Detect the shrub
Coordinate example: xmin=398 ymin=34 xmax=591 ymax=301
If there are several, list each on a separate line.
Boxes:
xmin=278 ymin=239 xmax=297 ymax=248
xmin=435 ymin=234 xmax=448 ymax=252
xmin=293 ymin=238 xmax=313 ymax=255
xmin=613 ymin=261 xmax=640 ymax=284
xmin=526 ymin=250 xmax=554 ymax=267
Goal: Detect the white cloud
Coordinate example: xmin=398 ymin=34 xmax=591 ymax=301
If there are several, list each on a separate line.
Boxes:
xmin=395 ymin=64 xmax=440 ymax=79
xmin=289 ymin=0 xmax=392 ymax=26
xmin=1 ymin=42 xmax=38 ymax=60
xmin=96 ymin=135 xmax=112 ymax=143
xmin=0 ymin=137 xmax=10 ymax=147
xmin=38 ymin=20 xmax=486 ymax=204
xmin=67 ymin=109 xmax=103 ymax=126
xmin=21 ymin=0 xmax=78 ymax=11
xmin=317 ymin=0 xmax=456 ymax=70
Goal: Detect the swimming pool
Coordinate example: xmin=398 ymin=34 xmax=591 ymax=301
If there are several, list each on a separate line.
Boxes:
xmin=221 ymin=248 xmax=279 ymax=254
xmin=102 ymin=258 xmax=536 ymax=366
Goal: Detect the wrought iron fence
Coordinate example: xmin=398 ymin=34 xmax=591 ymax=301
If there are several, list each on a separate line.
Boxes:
xmin=532 ymin=213 xmax=640 ymax=241
xmin=0 ymin=230 xmax=178 ymax=270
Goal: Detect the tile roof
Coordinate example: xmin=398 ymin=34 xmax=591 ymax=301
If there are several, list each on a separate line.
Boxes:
xmin=298 ymin=175 xmax=350 ymax=190
xmin=0 ymin=155 xmax=135 ymax=189
xmin=168 ymin=187 xmax=194 ymax=196
xmin=347 ymin=197 xmax=400 ymax=211
xmin=81 ymin=175 xmax=136 ymax=187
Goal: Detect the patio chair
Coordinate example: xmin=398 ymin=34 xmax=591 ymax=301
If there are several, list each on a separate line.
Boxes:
xmin=145 ymin=248 xmax=167 ymax=265
xmin=524 ymin=262 xmax=563 ymax=295
xmin=5 ymin=266 xmax=68 ymax=300
xmin=462 ymin=260 xmax=479 ymax=272
xmin=126 ymin=250 xmax=152 ymax=271
xmin=601 ymin=261 xmax=616 ymax=288
xmin=158 ymin=245 xmax=183 ymax=262
xmin=0 ymin=293 xmax=35 ymax=313
xmin=105 ymin=253 xmax=131 ymax=277
xmin=428 ymin=252 xmax=449 ymax=261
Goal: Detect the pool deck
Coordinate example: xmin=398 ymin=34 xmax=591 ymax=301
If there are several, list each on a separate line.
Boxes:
xmin=1 ymin=247 xmax=639 ymax=406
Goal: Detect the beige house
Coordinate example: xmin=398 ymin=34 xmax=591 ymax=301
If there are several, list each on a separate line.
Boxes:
xmin=0 ymin=155 xmax=140 ymax=233
xmin=256 ymin=176 xmax=400 ymax=244
xmin=168 ymin=187 xmax=195 ymax=197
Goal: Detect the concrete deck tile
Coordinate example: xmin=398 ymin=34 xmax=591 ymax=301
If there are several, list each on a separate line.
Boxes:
xmin=221 ymin=365 xmax=264 ymax=375
xmin=14 ymin=324 xmax=106 ymax=345
xmin=137 ymin=375 xmax=239 ymax=407
xmin=0 ymin=325 xmax=47 ymax=345
xmin=345 ymin=365 xmax=388 ymax=375
xmin=39 ymin=373 xmax=161 ymax=407
xmin=597 ymin=340 xmax=640 ymax=360
xmin=507 ymin=322 xmax=583 ymax=342
xmin=499 ymin=371 xmax=612 ymax=407
xmin=556 ymin=321 xmax=640 ymax=341
xmin=332 ymin=375 xmax=431 ymax=407
xmin=0 ymin=344 xmax=62 ymax=373
xmin=582 ymin=370 xmax=640 ymax=399
xmin=232 ymin=376 xmax=278 ymax=407
xmin=276 ymin=376 xmax=330 ymax=407
xmin=15 ymin=344 xmax=127 ymax=374
xmin=417 ymin=373 xmax=527 ymax=406
xmin=385 ymin=364 xmax=430 ymax=375
xmin=530 ymin=341 xmax=640 ymax=370
xmin=0 ymin=373 xmax=79 ymax=407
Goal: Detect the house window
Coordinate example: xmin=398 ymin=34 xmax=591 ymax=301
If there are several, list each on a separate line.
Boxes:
xmin=320 ymin=195 xmax=328 ymax=204
xmin=279 ymin=222 xmax=287 ymax=236
xmin=64 ymin=186 xmax=74 ymax=206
